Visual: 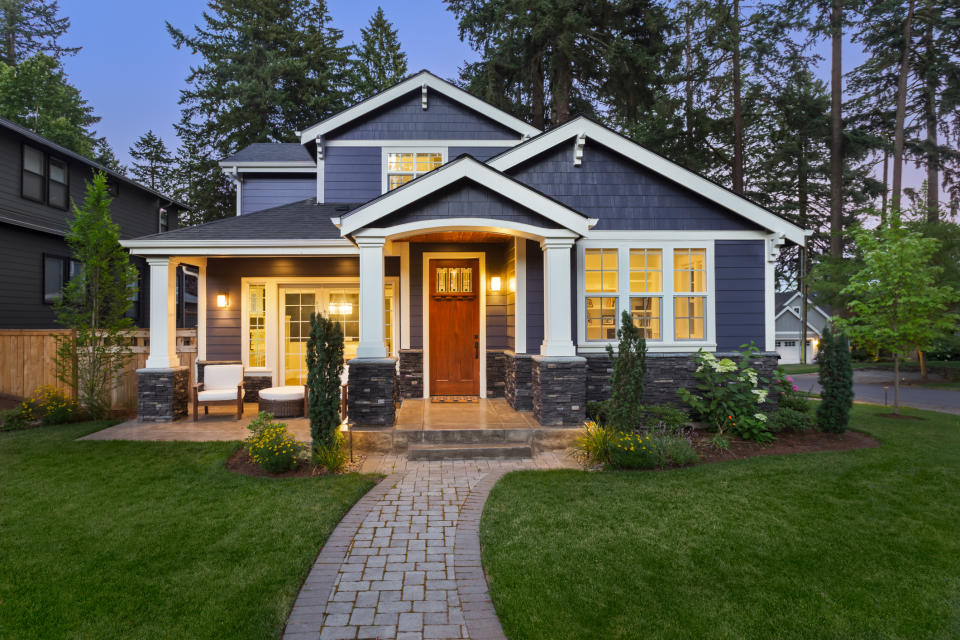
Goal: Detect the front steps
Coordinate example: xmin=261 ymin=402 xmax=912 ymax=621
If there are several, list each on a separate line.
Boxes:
xmin=350 ymin=426 xmax=581 ymax=458
xmin=407 ymin=442 xmax=533 ymax=461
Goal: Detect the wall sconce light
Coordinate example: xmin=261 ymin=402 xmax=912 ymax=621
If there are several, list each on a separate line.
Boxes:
xmin=509 ymin=277 xmax=516 ymax=292
xmin=216 ymin=293 xmax=229 ymax=308
xmin=489 ymin=276 xmax=502 ymax=292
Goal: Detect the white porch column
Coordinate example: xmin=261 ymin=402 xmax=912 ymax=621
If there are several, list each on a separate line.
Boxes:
xmin=540 ymin=237 xmax=577 ymax=357
xmin=356 ymin=236 xmax=387 ymax=359
xmin=145 ymin=257 xmax=180 ymax=369
xmin=195 ymin=257 xmax=207 ymax=362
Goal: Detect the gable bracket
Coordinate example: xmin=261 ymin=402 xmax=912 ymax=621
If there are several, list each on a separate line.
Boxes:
xmin=766 ymin=232 xmax=785 ymax=262
xmin=316 ymin=135 xmax=324 ymax=161
xmin=573 ymin=132 xmax=586 ymax=166
xmin=421 ymin=84 xmax=428 ymax=110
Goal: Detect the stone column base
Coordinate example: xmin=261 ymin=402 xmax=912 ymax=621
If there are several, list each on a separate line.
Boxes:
xmin=398 ymin=349 xmax=423 ymax=399
xmin=243 ymin=370 xmax=273 ymax=403
xmin=347 ymin=357 xmax=398 ymax=427
xmin=137 ymin=366 xmax=188 ymax=422
xmin=532 ymin=356 xmax=586 ymax=426
xmin=486 ymin=350 xmax=507 ymax=398
xmin=504 ymin=351 xmax=534 ymax=411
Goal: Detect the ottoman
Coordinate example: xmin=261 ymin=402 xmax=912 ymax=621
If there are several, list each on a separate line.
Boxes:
xmin=258 ymin=385 xmax=307 ymax=418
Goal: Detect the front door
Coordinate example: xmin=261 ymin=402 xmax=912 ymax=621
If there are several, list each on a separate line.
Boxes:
xmin=429 ymin=259 xmax=480 ymax=396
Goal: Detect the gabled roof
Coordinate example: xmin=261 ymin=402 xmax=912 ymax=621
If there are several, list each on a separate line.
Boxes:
xmin=338 ymin=155 xmax=592 ymax=238
xmin=487 ymin=116 xmax=809 ymax=245
xmin=0 ymin=116 xmax=189 ymax=209
xmin=220 ymin=142 xmax=313 ymax=165
xmin=775 ymin=291 xmax=832 ymax=321
xmin=298 ymin=70 xmax=541 ymax=144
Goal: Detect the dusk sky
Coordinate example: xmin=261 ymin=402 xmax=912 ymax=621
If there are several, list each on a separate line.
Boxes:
xmin=57 ymin=0 xmax=928 ymax=193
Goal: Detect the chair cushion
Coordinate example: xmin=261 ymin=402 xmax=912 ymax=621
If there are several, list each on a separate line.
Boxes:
xmin=259 ymin=385 xmax=305 ymax=402
xmin=197 ymin=388 xmax=243 ymax=402
xmin=204 ymin=365 xmax=243 ymax=390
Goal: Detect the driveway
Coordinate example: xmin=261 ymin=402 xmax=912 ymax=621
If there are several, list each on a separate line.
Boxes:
xmin=791 ymin=369 xmax=960 ymax=415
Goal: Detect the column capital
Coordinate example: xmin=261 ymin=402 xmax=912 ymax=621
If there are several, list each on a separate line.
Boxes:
xmin=145 ymin=256 xmax=171 ymax=266
xmin=540 ymin=236 xmax=577 ymax=250
xmin=355 ymin=235 xmax=386 ymax=248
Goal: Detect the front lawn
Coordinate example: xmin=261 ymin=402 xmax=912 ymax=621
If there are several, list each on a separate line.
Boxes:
xmin=0 ymin=422 xmax=377 ymax=639
xmin=481 ymin=405 xmax=960 ymax=639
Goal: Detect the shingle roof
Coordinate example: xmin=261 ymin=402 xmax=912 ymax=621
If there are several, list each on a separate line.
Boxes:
xmin=221 ymin=143 xmax=313 ymax=164
xmin=135 ymin=199 xmax=357 ymax=240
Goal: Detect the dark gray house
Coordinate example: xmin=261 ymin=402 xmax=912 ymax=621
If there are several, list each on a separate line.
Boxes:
xmin=0 ymin=117 xmax=188 ymax=329
xmin=124 ymin=70 xmax=809 ymax=425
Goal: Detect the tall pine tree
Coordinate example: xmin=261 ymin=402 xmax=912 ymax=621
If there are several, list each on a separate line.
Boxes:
xmin=129 ymin=130 xmax=174 ymax=194
xmin=350 ymin=6 xmax=407 ymax=100
xmin=0 ymin=0 xmax=77 ymax=65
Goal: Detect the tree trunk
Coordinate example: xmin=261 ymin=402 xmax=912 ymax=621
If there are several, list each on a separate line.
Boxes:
xmin=918 ymin=349 xmax=927 ymax=380
xmin=881 ymin=147 xmax=889 ymax=222
xmin=731 ymin=0 xmax=744 ymax=194
xmin=923 ymin=3 xmax=939 ymax=223
xmin=893 ymin=353 xmax=900 ymax=415
xmin=891 ymin=0 xmax=915 ymax=214
xmin=550 ymin=50 xmax=572 ymax=126
xmin=830 ymin=0 xmax=844 ymax=258
xmin=684 ymin=8 xmax=695 ymax=136
xmin=800 ymin=244 xmax=809 ymax=364
xmin=530 ymin=53 xmax=545 ymax=130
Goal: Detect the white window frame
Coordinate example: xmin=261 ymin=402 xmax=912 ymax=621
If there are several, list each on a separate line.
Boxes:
xmin=576 ymin=239 xmax=716 ymax=353
xmin=381 ymin=147 xmax=447 ymax=194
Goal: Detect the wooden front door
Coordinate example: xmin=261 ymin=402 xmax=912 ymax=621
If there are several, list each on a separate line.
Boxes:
xmin=429 ymin=259 xmax=480 ymax=396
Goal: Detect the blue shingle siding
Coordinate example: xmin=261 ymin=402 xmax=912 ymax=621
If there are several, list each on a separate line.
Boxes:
xmin=449 ymin=146 xmax=511 ymax=162
xmin=241 ymin=177 xmax=315 ymax=214
xmin=327 ymin=90 xmax=520 ymax=141
xmin=508 ymin=143 xmax=761 ymax=231
xmin=715 ymin=240 xmax=765 ymax=350
xmin=525 ymin=239 xmax=543 ymax=353
xmin=324 ymin=146 xmax=381 ymax=202
xmin=378 ymin=181 xmax=563 ymax=229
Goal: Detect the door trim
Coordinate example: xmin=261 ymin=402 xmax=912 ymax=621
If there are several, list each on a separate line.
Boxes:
xmin=422 ymin=252 xmax=486 ymax=398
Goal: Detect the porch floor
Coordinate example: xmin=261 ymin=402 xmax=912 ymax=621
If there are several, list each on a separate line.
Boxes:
xmin=394 ymin=398 xmax=539 ymax=430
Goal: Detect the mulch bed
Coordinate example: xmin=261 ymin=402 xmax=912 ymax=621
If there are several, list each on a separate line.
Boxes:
xmin=693 ymin=429 xmax=879 ymax=464
xmin=225 ymin=448 xmax=366 ymax=478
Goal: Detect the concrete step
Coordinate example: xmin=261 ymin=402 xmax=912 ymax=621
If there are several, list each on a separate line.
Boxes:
xmin=400 ymin=428 xmax=529 ymax=446
xmin=406 ymin=443 xmax=533 ymax=461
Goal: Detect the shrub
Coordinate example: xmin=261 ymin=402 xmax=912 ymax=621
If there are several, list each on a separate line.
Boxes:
xmin=768 ymin=408 xmax=814 ymax=433
xmin=653 ymin=433 xmax=699 ymax=466
xmin=605 ymin=310 xmax=647 ymax=431
xmin=246 ymin=411 xmax=276 ymax=437
xmin=246 ymin=421 xmax=304 ymax=473
xmin=572 ymin=420 xmax=616 ymax=467
xmin=314 ymin=430 xmax=348 ymax=474
xmin=677 ymin=344 xmax=773 ymax=442
xmin=772 ymin=370 xmax=811 ymax=413
xmin=306 ymin=312 xmax=344 ymax=451
xmin=927 ymin=333 xmax=960 ymax=361
xmin=574 ymin=422 xmax=699 ymax=469
xmin=1 ymin=402 xmax=35 ymax=431
xmin=817 ymin=327 xmax=853 ymax=433
xmin=31 ymin=386 xmax=80 ymax=425
xmin=642 ymin=404 xmax=690 ymax=431
xmin=586 ymin=400 xmax=608 ymax=425
xmin=608 ymin=431 xmax=659 ymax=469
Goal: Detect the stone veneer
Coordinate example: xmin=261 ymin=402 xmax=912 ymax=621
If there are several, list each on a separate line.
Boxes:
xmin=486 ymin=350 xmax=507 ymax=398
xmin=583 ymin=351 xmax=781 ymax=409
xmin=137 ymin=366 xmax=188 ymax=422
xmin=243 ymin=370 xmax=273 ymax=403
xmin=532 ymin=356 xmax=587 ymax=426
xmin=504 ymin=351 xmax=534 ymax=411
xmin=347 ymin=357 xmax=398 ymax=427
xmin=398 ymin=349 xmax=423 ymax=399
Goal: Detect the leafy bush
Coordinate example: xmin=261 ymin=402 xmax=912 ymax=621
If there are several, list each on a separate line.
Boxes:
xmin=677 ymin=344 xmax=773 ymax=442
xmin=817 ymin=327 xmax=853 ymax=433
xmin=642 ymin=404 xmax=690 ymax=431
xmin=31 ymin=386 xmax=80 ymax=425
xmin=652 ymin=433 xmax=699 ymax=466
xmin=306 ymin=312 xmax=344 ymax=451
xmin=608 ymin=431 xmax=659 ymax=469
xmin=574 ymin=422 xmax=698 ymax=469
xmin=246 ymin=420 xmax=304 ymax=473
xmin=246 ymin=411 xmax=276 ymax=437
xmin=1 ymin=402 xmax=35 ymax=431
xmin=768 ymin=408 xmax=814 ymax=433
xmin=605 ymin=310 xmax=647 ymax=431
xmin=772 ymin=370 xmax=811 ymax=413
xmin=313 ymin=430 xmax=348 ymax=474
xmin=572 ymin=420 xmax=616 ymax=466
xmin=927 ymin=333 xmax=960 ymax=361
xmin=586 ymin=400 xmax=608 ymax=425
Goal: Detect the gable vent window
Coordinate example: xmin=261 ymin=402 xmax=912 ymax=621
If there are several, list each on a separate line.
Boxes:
xmin=22 ymin=145 xmax=46 ymax=202
xmin=385 ymin=151 xmax=443 ymax=191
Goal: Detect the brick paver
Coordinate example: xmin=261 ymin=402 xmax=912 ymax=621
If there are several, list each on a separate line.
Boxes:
xmin=283 ymin=458 xmax=570 ymax=640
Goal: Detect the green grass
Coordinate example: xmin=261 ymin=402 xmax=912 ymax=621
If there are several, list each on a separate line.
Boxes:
xmin=481 ymin=405 xmax=960 ymax=639
xmin=778 ymin=363 xmax=820 ymax=374
xmin=0 ymin=422 xmax=377 ymax=639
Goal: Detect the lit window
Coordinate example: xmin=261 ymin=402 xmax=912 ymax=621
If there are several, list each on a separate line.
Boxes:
xmin=584 ymin=248 xmax=618 ymax=341
xmin=630 ymin=249 xmax=661 ymax=293
xmin=248 ymin=285 xmax=266 ymax=367
xmin=384 ymin=283 xmax=395 ymax=356
xmin=674 ymin=296 xmax=705 ymax=341
xmin=673 ymin=248 xmax=706 ymax=293
xmin=386 ymin=151 xmax=443 ymax=191
xmin=586 ymin=296 xmax=618 ymax=340
xmin=631 ymin=297 xmax=661 ymax=340
xmin=328 ymin=290 xmax=360 ymax=361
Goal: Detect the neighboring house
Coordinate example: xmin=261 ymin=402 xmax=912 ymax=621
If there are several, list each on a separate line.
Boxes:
xmin=774 ymin=291 xmax=831 ymax=365
xmin=124 ymin=70 xmax=809 ymax=425
xmin=0 ymin=117 xmax=190 ymax=330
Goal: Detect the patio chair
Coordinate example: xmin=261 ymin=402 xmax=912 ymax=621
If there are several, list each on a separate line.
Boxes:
xmin=193 ymin=364 xmax=244 ymax=421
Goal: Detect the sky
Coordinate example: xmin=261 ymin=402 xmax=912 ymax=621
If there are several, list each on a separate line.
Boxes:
xmin=56 ymin=0 xmax=929 ymax=195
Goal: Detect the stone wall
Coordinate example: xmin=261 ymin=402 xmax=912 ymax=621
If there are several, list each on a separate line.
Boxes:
xmin=243 ymin=371 xmax=273 ymax=403
xmin=504 ymin=351 xmax=533 ymax=411
xmin=347 ymin=357 xmax=398 ymax=427
xmin=398 ymin=349 xmax=423 ymax=399
xmin=532 ymin=356 xmax=586 ymax=426
xmin=137 ymin=367 xmax=188 ymax=422
xmin=486 ymin=350 xmax=507 ymax=398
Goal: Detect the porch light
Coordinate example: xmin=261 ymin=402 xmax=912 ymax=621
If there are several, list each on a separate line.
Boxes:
xmin=329 ymin=301 xmax=353 ymax=316
xmin=216 ymin=293 xmax=229 ymax=308
xmin=509 ymin=277 xmax=516 ymax=292
xmin=489 ymin=276 xmax=502 ymax=292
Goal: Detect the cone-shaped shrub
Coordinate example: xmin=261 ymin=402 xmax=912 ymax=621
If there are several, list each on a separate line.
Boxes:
xmin=306 ymin=312 xmax=344 ymax=449
xmin=605 ymin=310 xmax=647 ymax=431
xmin=816 ymin=326 xmax=853 ymax=433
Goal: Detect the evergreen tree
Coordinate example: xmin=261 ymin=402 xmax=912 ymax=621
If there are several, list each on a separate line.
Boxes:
xmin=171 ymin=131 xmax=233 ymax=225
xmin=815 ymin=326 xmax=853 ymax=433
xmin=605 ymin=310 xmax=648 ymax=431
xmin=0 ymin=0 xmax=78 ymax=65
xmin=129 ymin=130 xmax=174 ymax=193
xmin=53 ymin=172 xmax=139 ymax=419
xmin=350 ymin=6 xmax=407 ymax=100
xmin=91 ymin=137 xmax=125 ymax=174
xmin=305 ymin=312 xmax=344 ymax=450
xmin=167 ymin=0 xmax=351 ymax=223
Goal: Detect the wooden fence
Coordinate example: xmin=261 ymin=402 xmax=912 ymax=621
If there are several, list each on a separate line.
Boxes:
xmin=0 ymin=328 xmax=197 ymax=410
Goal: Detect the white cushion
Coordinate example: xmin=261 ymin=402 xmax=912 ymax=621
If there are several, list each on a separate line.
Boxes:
xmin=204 ymin=365 xmax=243 ymax=390
xmin=259 ymin=385 xmax=305 ymax=401
xmin=197 ymin=388 xmax=242 ymax=402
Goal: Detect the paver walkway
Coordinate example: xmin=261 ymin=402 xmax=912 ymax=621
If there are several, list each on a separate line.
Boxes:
xmin=284 ymin=459 xmax=565 ymax=640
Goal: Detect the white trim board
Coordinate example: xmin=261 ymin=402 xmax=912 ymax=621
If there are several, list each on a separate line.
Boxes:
xmin=487 ymin=117 xmax=809 ymax=246
xmin=421 ymin=252 xmax=487 ymax=399
xmin=123 ymin=239 xmax=357 ymax=257
xmin=299 ymin=71 xmax=540 ymax=143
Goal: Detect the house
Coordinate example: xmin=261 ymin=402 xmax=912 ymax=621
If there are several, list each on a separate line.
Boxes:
xmin=123 ymin=70 xmax=808 ymax=426
xmin=774 ymin=291 xmax=831 ymax=364
xmin=0 ymin=116 xmax=190 ymax=330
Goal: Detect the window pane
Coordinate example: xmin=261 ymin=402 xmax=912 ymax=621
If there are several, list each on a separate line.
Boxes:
xmin=631 ymin=296 xmax=661 ymax=340
xmin=416 ymin=152 xmax=443 ymax=172
xmin=23 ymin=146 xmax=44 ymax=175
xmin=586 ymin=296 xmax=618 ymax=341
xmin=584 ymin=248 xmax=617 ymax=293
xmin=388 ymin=174 xmax=413 ymax=191
xmin=49 ymin=159 xmax=67 ymax=184
xmin=387 ymin=153 xmax=414 ymax=172
xmin=248 ymin=284 xmax=266 ymax=368
xmin=602 ymin=271 xmax=618 ymax=292
xmin=44 ymin=256 xmax=64 ymax=303
xmin=674 ymin=248 xmax=706 ymax=293
xmin=674 ymin=296 xmax=705 ymax=340
xmin=23 ymin=172 xmax=43 ymax=202
xmin=48 ymin=182 xmax=67 ymax=209
xmin=630 ymin=249 xmax=661 ymax=293
xmin=584 ymin=249 xmax=602 ymax=270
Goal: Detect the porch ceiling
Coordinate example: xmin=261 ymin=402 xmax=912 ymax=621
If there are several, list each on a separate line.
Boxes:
xmin=399 ymin=231 xmax=513 ymax=244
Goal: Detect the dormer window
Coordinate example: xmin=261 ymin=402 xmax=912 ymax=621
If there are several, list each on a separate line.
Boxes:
xmin=383 ymin=149 xmax=444 ymax=192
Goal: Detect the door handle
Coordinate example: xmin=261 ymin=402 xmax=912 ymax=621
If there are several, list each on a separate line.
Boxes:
xmin=474 ymin=335 xmax=479 ymax=359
